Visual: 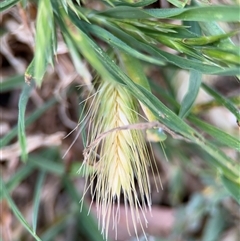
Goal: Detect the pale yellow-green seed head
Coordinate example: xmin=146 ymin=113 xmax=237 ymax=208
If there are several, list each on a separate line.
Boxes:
xmin=81 ymin=78 xmax=154 ymax=239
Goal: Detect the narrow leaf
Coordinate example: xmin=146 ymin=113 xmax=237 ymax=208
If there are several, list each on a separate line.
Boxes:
xmin=167 ymin=0 xmax=188 ymax=8
xmin=1 ymin=75 xmax=24 ymax=92
xmin=32 ymin=171 xmax=46 ymax=232
xmin=0 ymin=0 xmax=20 ymax=11
xmin=179 ymin=70 xmax=202 ymax=118
xmin=34 ymin=0 xmax=54 ymax=86
xmin=189 ymin=115 xmax=240 ymax=151
xmin=97 ymin=6 xmax=240 ymax=22
xmin=1 ymin=97 xmax=57 ymax=147
xmin=0 ymin=164 xmax=34 ymax=200
xmin=221 ymin=175 xmax=240 ymax=204
xmin=1 ymin=177 xmax=42 ymax=241
xmin=18 ymin=83 xmax=34 ymax=162
xmin=202 ymin=83 xmax=240 ymax=122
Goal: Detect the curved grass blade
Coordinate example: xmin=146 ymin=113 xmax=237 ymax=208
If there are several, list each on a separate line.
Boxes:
xmin=18 ymin=82 xmax=34 ymax=162
xmin=179 ymin=70 xmax=202 ymax=118
xmin=1 ymin=177 xmax=42 ymax=241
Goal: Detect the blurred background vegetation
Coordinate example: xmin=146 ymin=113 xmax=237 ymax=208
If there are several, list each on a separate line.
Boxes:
xmin=0 ymin=0 xmax=239 ymax=241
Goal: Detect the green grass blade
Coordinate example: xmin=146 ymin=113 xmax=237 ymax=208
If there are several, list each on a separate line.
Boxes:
xmin=40 ymin=214 xmax=70 ymax=241
xmin=0 ymin=0 xmax=20 ymax=11
xmin=182 ymin=31 xmax=238 ymax=46
xmin=63 ymin=176 xmax=106 ymax=241
xmin=85 ymin=19 xmax=238 ymax=75
xmin=29 ymin=155 xmax=65 ymax=175
xmin=18 ymin=83 xmax=34 ymax=162
xmin=167 ymin=0 xmax=188 ymax=8
xmin=0 ymin=164 xmax=34 ymax=200
xmin=98 ymin=6 xmax=240 ymax=22
xmin=55 ymin=12 xmax=111 ymax=81
xmin=70 ymin=20 xmax=165 ymax=66
xmin=110 ymin=0 xmax=157 ymax=7
xmin=202 ymin=207 xmax=225 ymax=241
xmin=202 ymin=83 xmax=240 ymax=122
xmin=32 ymin=171 xmax=46 ymax=233
xmin=189 ymin=115 xmax=240 ymax=151
xmin=64 ymin=34 xmax=92 ymax=85
xmin=1 ymin=177 xmax=42 ymax=241
xmin=34 ymin=0 xmax=54 ymax=86
xmin=65 ymin=0 xmax=89 ymax=23
xmin=151 ymin=47 xmax=239 ymax=75
xmin=0 ymin=97 xmax=57 ymax=147
xmin=146 ymin=6 xmax=240 ymax=21
xmin=1 ymin=75 xmax=24 ymax=92
xmin=179 ymin=70 xmax=202 ymax=118
xmin=221 ymin=175 xmax=240 ymax=204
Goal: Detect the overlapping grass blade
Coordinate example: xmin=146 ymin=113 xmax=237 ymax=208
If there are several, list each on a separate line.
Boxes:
xmin=65 ymin=0 xmax=89 ymax=22
xmin=202 ymin=48 xmax=240 ymax=65
xmin=79 ymin=22 xmax=165 ymax=66
xmin=179 ymin=70 xmax=202 ymax=118
xmin=18 ymin=83 xmax=34 ymax=162
xmin=64 ymin=34 xmax=92 ymax=86
xmin=70 ymin=17 xmax=239 ymax=75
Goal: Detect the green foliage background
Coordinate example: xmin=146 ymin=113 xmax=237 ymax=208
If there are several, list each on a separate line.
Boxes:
xmin=0 ymin=0 xmax=239 ymax=241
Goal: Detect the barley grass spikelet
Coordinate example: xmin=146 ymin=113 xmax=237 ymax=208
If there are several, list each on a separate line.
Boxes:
xmin=81 ymin=78 xmax=155 ymax=239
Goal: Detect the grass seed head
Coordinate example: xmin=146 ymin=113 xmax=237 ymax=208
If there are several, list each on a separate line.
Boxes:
xmin=81 ymin=78 xmax=153 ymax=239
